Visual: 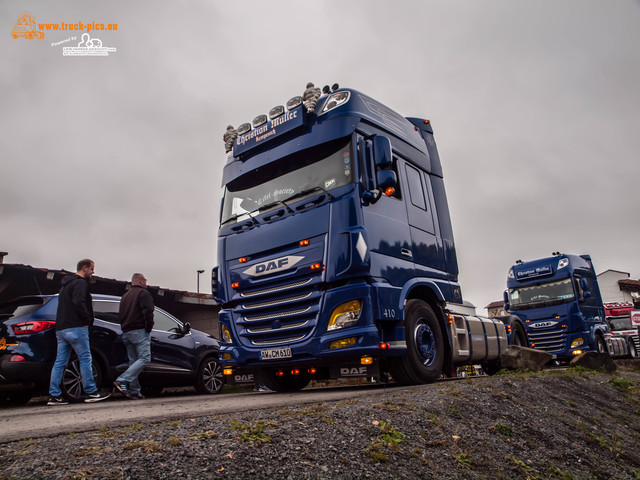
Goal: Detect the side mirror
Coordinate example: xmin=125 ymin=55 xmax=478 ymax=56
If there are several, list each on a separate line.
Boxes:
xmin=373 ymin=136 xmax=392 ymax=168
xmin=376 ymin=170 xmax=397 ymax=189
xmin=181 ymin=322 xmax=191 ymax=335
xmin=578 ymin=278 xmax=591 ymax=300
xmin=503 ymin=290 xmax=510 ymax=311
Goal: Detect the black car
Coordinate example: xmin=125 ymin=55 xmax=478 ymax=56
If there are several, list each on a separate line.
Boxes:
xmin=0 ymin=294 xmax=223 ymax=404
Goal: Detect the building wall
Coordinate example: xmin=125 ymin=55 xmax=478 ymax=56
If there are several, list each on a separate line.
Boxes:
xmin=597 ymin=270 xmax=634 ymax=304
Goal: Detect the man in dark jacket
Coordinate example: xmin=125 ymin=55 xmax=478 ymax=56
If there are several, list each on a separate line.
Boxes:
xmin=47 ymin=259 xmax=111 ymax=405
xmin=113 ymin=273 xmax=154 ymax=399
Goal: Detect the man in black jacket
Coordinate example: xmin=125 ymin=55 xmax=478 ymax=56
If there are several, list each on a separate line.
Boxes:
xmin=47 ymin=259 xmax=111 ymax=405
xmin=113 ymin=273 xmax=154 ymax=399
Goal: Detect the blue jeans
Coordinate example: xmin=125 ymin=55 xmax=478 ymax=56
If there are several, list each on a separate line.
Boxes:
xmin=116 ymin=329 xmax=151 ymax=394
xmin=49 ymin=327 xmax=97 ymax=397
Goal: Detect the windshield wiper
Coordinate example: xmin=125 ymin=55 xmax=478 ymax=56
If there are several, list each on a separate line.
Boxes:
xmin=256 ymin=200 xmax=293 ymax=214
xmin=283 ymin=187 xmax=334 ymax=205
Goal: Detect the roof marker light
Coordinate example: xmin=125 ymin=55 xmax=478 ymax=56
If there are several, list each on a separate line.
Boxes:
xmin=320 ymin=91 xmax=351 ymax=115
xmin=237 ymin=123 xmax=251 ymax=135
xmin=286 ymin=96 xmax=302 ymax=110
xmin=252 ymin=114 xmax=267 ymax=128
xmin=269 ymin=105 xmax=284 ymax=120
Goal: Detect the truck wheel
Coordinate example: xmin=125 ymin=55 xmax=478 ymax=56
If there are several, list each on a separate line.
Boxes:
xmin=629 ymin=341 xmax=638 ymax=359
xmin=194 ymin=357 xmax=223 ymax=394
xmin=595 ymin=334 xmax=608 ymax=355
xmin=389 ymin=300 xmax=444 ymax=385
xmin=511 ymin=322 xmax=528 ymax=347
xmin=481 ymin=360 xmax=501 ymax=376
xmin=62 ymin=355 xmax=102 ymax=402
xmin=260 ymin=370 xmax=310 ymax=392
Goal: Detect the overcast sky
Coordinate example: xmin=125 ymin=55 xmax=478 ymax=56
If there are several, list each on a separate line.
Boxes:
xmin=1 ymin=1 xmax=639 ymax=312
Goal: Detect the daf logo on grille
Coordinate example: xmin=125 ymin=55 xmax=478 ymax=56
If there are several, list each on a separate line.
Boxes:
xmin=530 ymin=321 xmax=557 ymax=329
xmin=243 ymin=255 xmax=304 ymax=277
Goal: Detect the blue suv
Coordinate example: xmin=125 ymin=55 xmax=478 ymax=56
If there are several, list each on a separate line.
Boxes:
xmin=0 ymin=294 xmax=223 ymax=404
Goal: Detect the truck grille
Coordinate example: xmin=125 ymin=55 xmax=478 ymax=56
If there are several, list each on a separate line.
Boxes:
xmin=233 ymin=275 xmax=321 ymax=348
xmin=527 ymin=327 xmax=566 ymax=353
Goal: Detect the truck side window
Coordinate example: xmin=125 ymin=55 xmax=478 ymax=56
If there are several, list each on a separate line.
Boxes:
xmin=405 ymin=163 xmax=426 ymax=210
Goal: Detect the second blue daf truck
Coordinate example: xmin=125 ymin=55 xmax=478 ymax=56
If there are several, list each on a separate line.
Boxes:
xmin=503 ymin=253 xmax=610 ymax=360
xmin=214 ymin=83 xmax=507 ymax=391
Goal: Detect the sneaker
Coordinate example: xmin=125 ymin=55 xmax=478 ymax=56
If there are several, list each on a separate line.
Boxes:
xmin=47 ymin=396 xmax=69 ymax=406
xmin=84 ymin=391 xmax=111 ymax=403
xmin=113 ymin=380 xmax=132 ymax=399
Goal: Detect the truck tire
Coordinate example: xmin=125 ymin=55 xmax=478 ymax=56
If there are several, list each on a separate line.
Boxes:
xmin=595 ymin=334 xmax=608 ymax=355
xmin=628 ymin=340 xmax=638 ymax=359
xmin=260 ymin=369 xmax=310 ymax=392
xmin=389 ymin=299 xmax=444 ymax=385
xmin=511 ymin=322 xmax=528 ymax=347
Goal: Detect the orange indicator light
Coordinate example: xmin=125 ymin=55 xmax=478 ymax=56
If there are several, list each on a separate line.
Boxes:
xmin=291 ymin=369 xmax=300 ymax=376
xmin=384 ymin=187 xmax=395 ymax=197
xmin=300 ymin=239 xmax=310 ymax=247
xmin=310 ymin=263 xmax=322 ymax=270
xmin=308 ymin=367 xmax=317 ymax=375
xmin=239 ymin=257 xmax=247 ymax=263
xmin=232 ymin=282 xmax=239 ymax=289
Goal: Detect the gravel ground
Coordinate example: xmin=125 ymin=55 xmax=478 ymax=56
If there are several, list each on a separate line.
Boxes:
xmin=1 ymin=363 xmax=639 ymax=480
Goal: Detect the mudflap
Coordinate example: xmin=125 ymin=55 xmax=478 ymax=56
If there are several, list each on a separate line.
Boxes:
xmin=330 ymin=361 xmax=380 ymax=380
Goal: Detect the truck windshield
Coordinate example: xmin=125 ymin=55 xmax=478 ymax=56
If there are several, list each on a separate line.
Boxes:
xmin=221 ymin=138 xmax=353 ymax=225
xmin=508 ymin=278 xmax=576 ymax=310
xmin=608 ymin=318 xmax=631 ymax=331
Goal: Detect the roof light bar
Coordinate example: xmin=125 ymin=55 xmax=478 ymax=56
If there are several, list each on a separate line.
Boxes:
xmin=252 ymin=115 xmax=267 ymax=128
xmin=269 ymin=105 xmax=285 ymax=120
xmin=237 ymin=123 xmax=251 ymax=135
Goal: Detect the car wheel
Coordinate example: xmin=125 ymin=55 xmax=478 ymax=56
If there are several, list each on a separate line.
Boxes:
xmin=194 ymin=357 xmax=223 ymax=394
xmin=62 ymin=355 xmax=102 ymax=402
xmin=388 ymin=300 xmax=444 ymax=385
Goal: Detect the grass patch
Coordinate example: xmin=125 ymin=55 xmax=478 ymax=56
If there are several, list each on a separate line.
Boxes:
xmin=168 ymin=434 xmax=182 ymax=446
xmin=188 ymin=430 xmax=218 ymax=440
xmin=164 ymin=420 xmax=182 ymax=427
xmin=123 ymin=440 xmax=161 ymax=452
xmin=227 ymin=419 xmax=279 ymax=444
xmin=455 ymin=451 xmax=474 ymax=469
xmin=493 ymin=423 xmax=514 ymax=436
xmin=610 ymin=376 xmax=633 ymax=392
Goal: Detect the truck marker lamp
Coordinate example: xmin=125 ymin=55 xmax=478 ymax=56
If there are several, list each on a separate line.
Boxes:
xmin=299 ymin=239 xmax=310 ymax=247
xmin=269 ymin=105 xmax=284 ymax=120
xmin=9 ymin=355 xmax=26 ymax=362
xmin=223 ymin=368 xmax=234 ymax=376
xmin=361 ymin=356 xmax=373 ymax=365
xmin=384 ymin=187 xmax=395 ymax=197
xmin=327 ymin=300 xmax=362 ymax=331
xmin=310 ymin=263 xmax=323 ymax=270
xmin=555 ymin=316 xmax=560 ymax=319
xmin=239 ymin=257 xmax=247 ymax=263
xmin=232 ymin=282 xmax=240 ymax=289
xmin=505 ymin=324 xmax=512 ymax=334
xmin=237 ymin=123 xmax=251 ymax=135
xmin=378 ymin=342 xmax=390 ymax=350
xmin=221 ymin=325 xmax=233 ymax=343
xmin=448 ymin=315 xmax=453 ymax=324
xmin=308 ymin=367 xmax=317 ymax=375
xmin=329 ymin=337 xmax=358 ymax=349
xmin=424 ymin=120 xmax=431 ymax=125
xmin=276 ymin=370 xmax=285 ymax=377
xmin=572 ymin=350 xmax=583 ymax=355
xmin=571 ymin=337 xmax=584 ymax=348
xmin=558 ymin=258 xmax=569 ymax=270
xmin=222 ymin=353 xmax=232 ymax=360
xmin=320 ymin=91 xmax=350 ymax=115
xmin=562 ymin=324 xmax=567 ymax=328
xmin=291 ymin=369 xmax=301 ymax=376
xmin=286 ymin=96 xmax=302 ymax=110
xmin=252 ymin=114 xmax=267 ymax=128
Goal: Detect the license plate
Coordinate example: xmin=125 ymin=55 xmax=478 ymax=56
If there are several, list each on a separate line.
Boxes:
xmin=260 ymin=347 xmax=292 ymax=360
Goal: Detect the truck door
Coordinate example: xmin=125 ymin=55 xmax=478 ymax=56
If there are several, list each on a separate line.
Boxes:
xmin=359 ymin=142 xmax=414 ymax=287
xmin=400 ymin=161 xmax=446 ymax=274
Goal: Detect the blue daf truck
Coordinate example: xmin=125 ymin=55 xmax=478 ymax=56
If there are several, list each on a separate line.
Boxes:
xmin=503 ymin=253 xmax=611 ymax=360
xmin=213 ymin=83 xmax=507 ymax=391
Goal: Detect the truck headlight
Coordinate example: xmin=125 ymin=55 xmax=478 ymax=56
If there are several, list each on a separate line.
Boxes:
xmin=571 ymin=337 xmax=584 ymax=348
xmin=327 ymin=300 xmax=361 ymax=331
xmin=221 ymin=325 xmax=233 ymax=343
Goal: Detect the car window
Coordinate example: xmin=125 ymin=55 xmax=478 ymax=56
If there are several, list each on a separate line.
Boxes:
xmin=0 ymin=297 xmax=48 ymax=320
xmin=92 ymin=300 xmax=120 ymax=324
xmin=153 ymin=309 xmax=181 ymax=333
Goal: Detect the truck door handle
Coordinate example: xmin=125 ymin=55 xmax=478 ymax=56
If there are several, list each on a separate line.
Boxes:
xmin=401 ymin=248 xmax=413 ymax=259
